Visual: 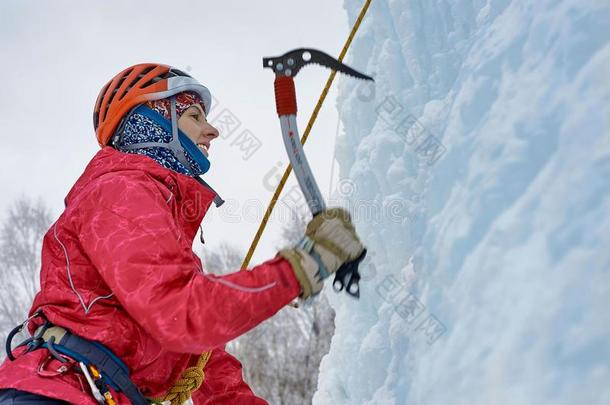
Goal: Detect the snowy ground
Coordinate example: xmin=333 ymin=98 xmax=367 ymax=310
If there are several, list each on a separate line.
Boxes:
xmin=314 ymin=0 xmax=610 ymax=404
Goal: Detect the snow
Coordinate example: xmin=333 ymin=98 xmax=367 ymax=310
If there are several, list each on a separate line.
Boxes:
xmin=314 ymin=0 xmax=610 ymax=404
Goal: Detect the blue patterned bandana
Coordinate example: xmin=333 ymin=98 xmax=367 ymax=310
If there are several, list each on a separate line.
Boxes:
xmin=116 ymin=111 xmax=201 ymax=176
xmin=114 ymin=92 xmax=209 ymax=176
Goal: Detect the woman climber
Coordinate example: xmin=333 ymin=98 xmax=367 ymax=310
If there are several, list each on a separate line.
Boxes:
xmin=0 ymin=63 xmax=365 ymax=404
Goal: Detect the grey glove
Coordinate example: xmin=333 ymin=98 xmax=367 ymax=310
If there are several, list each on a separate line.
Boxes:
xmin=279 ymin=207 xmax=365 ymax=299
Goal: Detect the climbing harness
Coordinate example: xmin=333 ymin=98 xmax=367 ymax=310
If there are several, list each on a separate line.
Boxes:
xmin=6 ymin=311 xmax=147 ymax=405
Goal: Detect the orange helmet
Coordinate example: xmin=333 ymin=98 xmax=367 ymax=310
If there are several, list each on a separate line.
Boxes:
xmin=93 ymin=63 xmax=212 ymax=147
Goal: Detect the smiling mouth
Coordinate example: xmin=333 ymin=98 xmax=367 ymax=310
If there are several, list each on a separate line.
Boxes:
xmin=197 ymin=142 xmax=210 ymax=157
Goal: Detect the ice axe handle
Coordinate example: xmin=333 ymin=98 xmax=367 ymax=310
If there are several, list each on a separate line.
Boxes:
xmin=333 ymin=249 xmax=367 ymax=299
xmin=274 ymin=75 xmax=297 ymax=116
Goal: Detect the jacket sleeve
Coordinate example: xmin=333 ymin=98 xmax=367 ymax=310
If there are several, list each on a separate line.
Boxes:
xmin=76 ymin=171 xmax=302 ymax=353
xmin=191 ymin=348 xmax=268 ymax=405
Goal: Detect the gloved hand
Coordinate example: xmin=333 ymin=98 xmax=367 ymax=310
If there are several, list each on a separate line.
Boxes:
xmin=279 ymin=207 xmax=365 ymax=299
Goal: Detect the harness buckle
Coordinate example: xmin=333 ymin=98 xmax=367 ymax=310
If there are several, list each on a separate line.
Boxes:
xmin=5 ymin=313 xmax=147 ymax=405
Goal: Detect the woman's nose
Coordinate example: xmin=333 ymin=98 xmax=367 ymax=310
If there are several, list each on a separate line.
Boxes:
xmin=203 ymin=122 xmax=220 ymax=139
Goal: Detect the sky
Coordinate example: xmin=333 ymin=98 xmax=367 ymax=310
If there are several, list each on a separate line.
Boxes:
xmin=0 ymin=0 xmax=354 ymax=265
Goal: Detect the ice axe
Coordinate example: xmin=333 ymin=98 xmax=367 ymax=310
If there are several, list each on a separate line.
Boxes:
xmin=263 ymin=48 xmax=373 ymax=298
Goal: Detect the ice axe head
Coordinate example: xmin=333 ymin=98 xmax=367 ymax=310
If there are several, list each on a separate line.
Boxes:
xmin=263 ymin=48 xmax=374 ymax=116
xmin=263 ymin=48 xmax=374 ymax=81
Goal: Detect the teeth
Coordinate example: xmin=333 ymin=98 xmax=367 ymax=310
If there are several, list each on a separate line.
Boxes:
xmin=197 ymin=144 xmax=209 ymax=156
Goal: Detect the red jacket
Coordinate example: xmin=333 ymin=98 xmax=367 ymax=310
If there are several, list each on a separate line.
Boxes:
xmin=0 ymin=146 xmax=302 ymax=404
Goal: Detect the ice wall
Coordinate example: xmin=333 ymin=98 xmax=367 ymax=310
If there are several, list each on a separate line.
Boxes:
xmin=314 ymin=0 xmax=610 ymax=404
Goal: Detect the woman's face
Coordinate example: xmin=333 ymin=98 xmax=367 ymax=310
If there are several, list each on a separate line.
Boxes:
xmin=177 ymin=104 xmax=219 ymax=157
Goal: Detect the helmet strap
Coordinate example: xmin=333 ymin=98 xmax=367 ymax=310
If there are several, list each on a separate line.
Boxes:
xmin=113 ymin=100 xmax=224 ymax=207
xmin=115 ymin=99 xmax=190 ymax=169
xmin=169 ymin=96 xmax=193 ymax=169
xmin=170 ymin=96 xmax=224 ymax=207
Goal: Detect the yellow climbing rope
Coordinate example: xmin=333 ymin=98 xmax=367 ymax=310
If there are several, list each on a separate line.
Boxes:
xmin=151 ymin=351 xmax=212 ymax=405
xmin=240 ymin=0 xmax=373 ymax=271
xmin=160 ymin=1 xmax=373 ymax=404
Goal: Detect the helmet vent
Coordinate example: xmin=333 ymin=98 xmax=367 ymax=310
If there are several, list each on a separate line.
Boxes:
xmin=113 ymin=68 xmax=134 ymax=102
xmin=129 ymin=66 xmax=155 ymax=88
xmin=93 ymin=81 xmax=111 ymax=129
xmin=106 ymin=67 xmax=135 ymax=110
xmin=115 ymin=66 xmax=153 ymax=99
xmin=140 ymin=77 xmax=160 ymax=89
xmin=141 ymin=68 xmax=191 ymax=89
xmin=169 ymin=68 xmax=192 ymax=78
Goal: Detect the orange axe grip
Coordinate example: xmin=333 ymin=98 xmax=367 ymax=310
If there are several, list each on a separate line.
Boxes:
xmin=274 ymin=75 xmax=297 ymax=116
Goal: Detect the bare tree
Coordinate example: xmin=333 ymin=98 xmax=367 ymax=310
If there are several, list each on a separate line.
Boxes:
xmin=278 ymin=206 xmax=309 ymax=248
xmin=201 ymin=241 xmax=244 ymax=273
xmin=0 ymin=197 xmax=52 ymax=345
xmin=201 ymin=209 xmax=335 ymax=405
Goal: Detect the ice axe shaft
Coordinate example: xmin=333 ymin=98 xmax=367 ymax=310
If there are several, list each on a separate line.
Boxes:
xmin=263 ymin=48 xmax=373 ymax=298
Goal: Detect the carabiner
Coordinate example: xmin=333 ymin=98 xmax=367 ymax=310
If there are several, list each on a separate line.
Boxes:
xmin=37 ymin=352 xmax=75 ymax=378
